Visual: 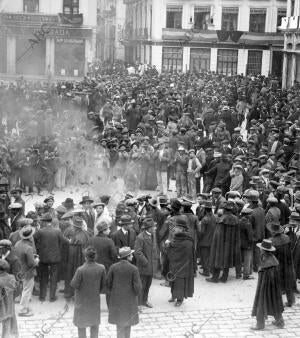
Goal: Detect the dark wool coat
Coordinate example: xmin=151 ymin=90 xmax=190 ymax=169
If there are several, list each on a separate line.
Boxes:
xmin=209 ymin=211 xmax=241 ymax=269
xmin=239 ymin=216 xmax=254 ymax=250
xmin=270 ymin=234 xmax=296 ymax=293
xmin=71 ymin=262 xmax=106 ymax=328
xmin=250 ymin=205 xmax=266 ymax=242
xmin=111 ymin=228 xmax=136 ymax=250
xmin=0 ymin=272 xmax=16 ymax=320
xmin=252 ymin=253 xmax=284 ymax=319
xmin=64 ymin=227 xmax=90 ymax=283
xmin=182 ymin=213 xmax=200 ymax=249
xmin=88 ymin=234 xmax=118 ymax=272
xmin=106 ymin=260 xmax=141 ymax=326
xmin=134 ymin=231 xmax=156 ymax=276
xmin=198 ymin=213 xmax=216 ymax=247
xmin=166 ymin=232 xmax=195 ymax=298
xmin=34 ymin=225 xmax=67 ymax=263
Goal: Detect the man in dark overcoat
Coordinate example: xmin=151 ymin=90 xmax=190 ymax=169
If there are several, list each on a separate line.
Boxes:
xmin=63 ymin=215 xmax=90 ymax=299
xmin=88 ymin=221 xmax=117 ymax=272
xmin=111 ymin=214 xmax=136 ymax=250
xmin=166 ymin=218 xmax=195 ymax=307
xmin=134 ymin=217 xmax=156 ymax=308
xmin=248 ymin=190 xmax=266 ymax=272
xmin=107 ymin=246 xmax=142 ymax=338
xmin=251 ymin=239 xmax=284 ymax=330
xmin=198 ymin=200 xmax=216 ymax=276
xmin=34 ymin=213 xmax=68 ymax=302
xmin=207 ymin=200 xmax=241 ymax=283
xmin=267 ymin=222 xmax=296 ymax=307
xmin=71 ymin=246 xmax=106 ymax=338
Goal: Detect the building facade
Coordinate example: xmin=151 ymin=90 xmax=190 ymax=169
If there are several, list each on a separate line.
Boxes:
xmin=281 ymin=0 xmax=300 ymax=87
xmin=97 ymin=0 xmax=126 ymax=62
xmin=122 ymin=0 xmax=286 ymax=76
xmin=0 ymin=0 xmax=97 ymax=78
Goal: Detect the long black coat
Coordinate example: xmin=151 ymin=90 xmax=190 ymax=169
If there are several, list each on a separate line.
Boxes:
xmin=71 ymin=261 xmax=106 ymax=328
xmin=209 ymin=211 xmax=241 ymax=269
xmin=134 ymin=231 xmax=156 ymax=276
xmin=166 ymin=232 xmax=195 ymax=298
xmin=106 ymin=260 xmax=141 ymax=326
xmin=198 ymin=213 xmax=216 ymax=247
xmin=250 ymin=205 xmax=266 ymax=242
xmin=252 ymin=253 xmax=284 ymax=319
xmin=64 ymin=227 xmax=90 ymax=282
xmin=34 ymin=225 xmax=67 ymax=263
xmin=88 ymin=234 xmax=118 ymax=272
xmin=270 ymin=234 xmax=296 ymax=293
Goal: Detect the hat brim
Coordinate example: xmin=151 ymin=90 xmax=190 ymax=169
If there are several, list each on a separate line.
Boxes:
xmin=118 ymin=249 xmax=135 ymax=259
xmin=79 ymin=199 xmax=94 ymax=204
xmin=20 ymin=227 xmax=36 ymax=240
xmin=256 ymin=242 xmax=276 ymax=251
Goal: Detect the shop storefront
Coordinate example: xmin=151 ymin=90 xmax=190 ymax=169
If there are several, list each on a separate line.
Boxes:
xmin=0 ymin=13 xmax=93 ymax=77
xmin=55 ymin=38 xmax=85 ymax=77
xmin=16 ymin=36 xmax=46 ymax=75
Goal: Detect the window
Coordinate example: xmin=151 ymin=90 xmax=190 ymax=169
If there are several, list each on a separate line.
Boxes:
xmin=249 ymin=8 xmax=266 ymax=33
xmin=23 ymin=0 xmax=39 ymax=13
xmin=247 ymin=50 xmax=262 ymax=75
xmin=190 ymin=48 xmax=211 ymax=72
xmin=63 ymin=0 xmax=79 ymax=15
xmin=162 ymin=47 xmax=183 ymax=71
xmin=222 ymin=7 xmax=239 ymax=31
xmin=194 ymin=6 xmax=210 ymax=30
xmin=166 ymin=6 xmax=182 ymax=29
xmin=217 ymin=49 xmax=238 ymax=75
xmin=277 ymin=8 xmax=286 ymax=32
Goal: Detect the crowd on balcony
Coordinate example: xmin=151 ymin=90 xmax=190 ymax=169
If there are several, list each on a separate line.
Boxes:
xmin=0 ymin=67 xmax=299 ymax=336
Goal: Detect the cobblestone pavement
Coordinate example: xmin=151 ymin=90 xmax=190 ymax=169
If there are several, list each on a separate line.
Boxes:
xmin=18 ymin=305 xmax=300 ymax=338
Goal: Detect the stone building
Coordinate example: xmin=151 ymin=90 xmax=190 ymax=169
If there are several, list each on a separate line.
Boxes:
xmin=0 ymin=0 xmax=97 ymax=78
xmin=122 ymin=0 xmax=286 ymax=76
xmin=281 ymin=0 xmax=300 ymax=87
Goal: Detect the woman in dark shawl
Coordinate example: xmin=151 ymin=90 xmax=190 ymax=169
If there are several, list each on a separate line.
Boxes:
xmin=251 ymin=239 xmax=284 ymax=330
xmin=166 ymin=218 xmax=195 ymax=307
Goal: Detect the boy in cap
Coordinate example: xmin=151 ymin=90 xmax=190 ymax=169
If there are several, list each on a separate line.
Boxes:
xmin=251 ymin=239 xmax=284 ymax=330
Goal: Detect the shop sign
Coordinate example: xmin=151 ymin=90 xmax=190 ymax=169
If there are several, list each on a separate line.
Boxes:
xmin=0 ymin=13 xmax=58 ymax=24
xmin=0 ymin=25 xmax=92 ymax=39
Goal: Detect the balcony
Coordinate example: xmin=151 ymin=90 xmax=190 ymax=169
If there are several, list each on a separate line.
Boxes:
xmin=58 ymin=13 xmax=83 ymax=26
xmin=162 ymin=28 xmax=284 ymax=46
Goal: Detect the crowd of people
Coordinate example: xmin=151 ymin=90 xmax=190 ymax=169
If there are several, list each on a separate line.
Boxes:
xmin=0 ymin=67 xmax=299 ymax=336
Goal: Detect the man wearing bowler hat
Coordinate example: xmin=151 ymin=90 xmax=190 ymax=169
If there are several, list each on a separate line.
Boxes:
xmin=107 ymin=247 xmax=141 ymax=338
xmin=251 ymin=239 xmax=284 ymax=330
xmin=111 ymin=214 xmax=136 ymax=250
xmin=80 ymin=196 xmax=95 ymax=235
xmin=10 ymin=187 xmax=25 ymax=216
xmin=134 ymin=217 xmax=156 ymax=308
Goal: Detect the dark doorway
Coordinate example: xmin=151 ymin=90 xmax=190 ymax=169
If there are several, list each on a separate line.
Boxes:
xmin=272 ymin=51 xmax=283 ymax=77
